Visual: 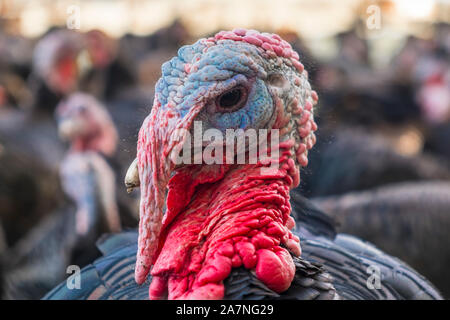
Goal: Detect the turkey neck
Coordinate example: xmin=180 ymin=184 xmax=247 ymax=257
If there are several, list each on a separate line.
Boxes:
xmin=69 ymin=128 xmax=103 ymax=154
xmin=148 ymin=143 xmax=301 ymax=300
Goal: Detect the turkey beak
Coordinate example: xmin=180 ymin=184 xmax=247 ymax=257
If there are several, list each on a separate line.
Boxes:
xmin=58 ymin=118 xmax=81 ymax=140
xmin=125 ymin=158 xmax=140 ymax=193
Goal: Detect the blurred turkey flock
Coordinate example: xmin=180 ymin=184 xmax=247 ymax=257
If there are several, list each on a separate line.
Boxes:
xmin=0 ymin=0 xmax=450 ymax=299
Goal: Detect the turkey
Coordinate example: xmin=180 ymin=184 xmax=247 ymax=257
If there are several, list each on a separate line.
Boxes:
xmin=56 ymin=92 xmax=122 ymax=237
xmin=44 ymin=29 xmax=441 ymax=300
xmin=29 ymin=29 xmax=86 ymax=114
xmin=300 ymin=127 xmax=450 ymax=197
xmin=3 ymin=93 xmax=122 ymax=299
xmin=312 ymin=181 xmax=450 ymax=297
xmin=29 ymin=28 xmax=137 ymax=116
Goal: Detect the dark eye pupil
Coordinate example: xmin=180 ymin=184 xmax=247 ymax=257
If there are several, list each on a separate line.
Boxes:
xmin=219 ymin=89 xmax=242 ymax=108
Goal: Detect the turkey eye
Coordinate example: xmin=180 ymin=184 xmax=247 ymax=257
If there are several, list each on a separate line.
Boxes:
xmin=217 ymin=86 xmax=247 ymax=111
xmin=220 ymin=89 xmax=241 ymax=108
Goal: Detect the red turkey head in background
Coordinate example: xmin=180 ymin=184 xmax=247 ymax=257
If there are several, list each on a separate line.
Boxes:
xmin=85 ymin=29 xmax=117 ymax=69
xmin=126 ymin=29 xmax=318 ymax=299
xmin=33 ymin=30 xmax=81 ymax=95
xmin=32 ymin=28 xmax=120 ymax=99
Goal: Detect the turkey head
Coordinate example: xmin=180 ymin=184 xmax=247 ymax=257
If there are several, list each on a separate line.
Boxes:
xmin=128 ymin=29 xmax=318 ymax=299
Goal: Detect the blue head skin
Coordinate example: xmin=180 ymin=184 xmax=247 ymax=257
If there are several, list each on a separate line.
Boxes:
xmin=133 ymin=30 xmax=318 ymax=285
xmin=157 ymin=39 xmax=273 ymax=132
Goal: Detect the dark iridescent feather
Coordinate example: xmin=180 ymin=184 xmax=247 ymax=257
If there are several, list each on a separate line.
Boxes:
xmin=43 ymin=195 xmax=442 ymax=300
xmin=313 ymin=181 xmax=450 ymax=297
xmin=44 ymin=230 xmax=148 ymax=300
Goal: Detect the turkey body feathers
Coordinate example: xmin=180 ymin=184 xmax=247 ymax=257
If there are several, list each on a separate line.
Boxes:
xmin=3 ymin=152 xmax=115 ymax=299
xmin=44 ymin=231 xmax=338 ymax=300
xmin=43 ymin=195 xmax=442 ymax=300
xmin=313 ymin=181 xmax=450 ymax=297
xmin=44 ymin=231 xmax=148 ymax=300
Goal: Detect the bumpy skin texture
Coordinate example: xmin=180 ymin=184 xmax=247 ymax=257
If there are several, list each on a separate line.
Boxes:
xmin=135 ymin=29 xmax=318 ymax=299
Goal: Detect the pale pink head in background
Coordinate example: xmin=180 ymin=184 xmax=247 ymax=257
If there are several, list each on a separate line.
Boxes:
xmin=56 ymin=92 xmax=118 ymax=156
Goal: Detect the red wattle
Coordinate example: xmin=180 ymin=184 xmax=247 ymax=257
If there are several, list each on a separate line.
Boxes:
xmin=256 ymin=247 xmax=295 ymax=293
xmin=148 ymin=153 xmax=301 ymax=299
xmin=135 ymin=30 xmax=319 ymax=296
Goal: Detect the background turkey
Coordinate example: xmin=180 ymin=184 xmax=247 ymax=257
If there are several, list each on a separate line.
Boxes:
xmin=300 ymin=127 xmax=450 ymax=197
xmin=313 ymin=181 xmax=450 ymax=297
xmin=1 ymin=93 xmax=134 ymax=299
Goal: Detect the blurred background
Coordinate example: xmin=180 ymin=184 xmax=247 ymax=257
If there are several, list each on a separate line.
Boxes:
xmin=0 ymin=0 xmax=449 ymax=299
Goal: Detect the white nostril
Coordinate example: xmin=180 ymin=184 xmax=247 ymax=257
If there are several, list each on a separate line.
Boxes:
xmin=267 ymin=73 xmax=289 ymax=90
